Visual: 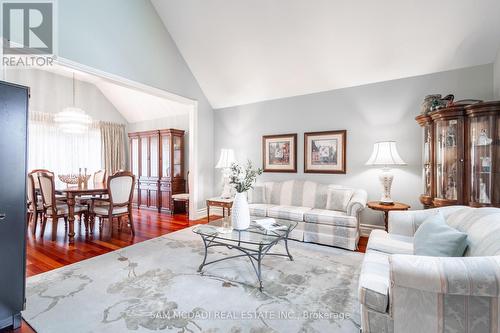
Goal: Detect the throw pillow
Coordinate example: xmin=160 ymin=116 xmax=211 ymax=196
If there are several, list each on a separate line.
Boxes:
xmin=248 ymin=185 xmax=266 ymax=204
xmin=326 ymin=188 xmax=354 ymax=212
xmin=413 ymin=212 xmax=468 ymax=257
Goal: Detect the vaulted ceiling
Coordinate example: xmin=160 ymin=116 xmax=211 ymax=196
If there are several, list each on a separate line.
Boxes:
xmin=152 ymin=0 xmax=500 ymax=109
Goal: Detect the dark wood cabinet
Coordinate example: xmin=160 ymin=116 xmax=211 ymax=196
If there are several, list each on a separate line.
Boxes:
xmin=416 ymin=101 xmax=500 ymax=208
xmin=128 ymin=129 xmax=185 ymax=213
xmin=0 ymin=81 xmax=29 ymax=330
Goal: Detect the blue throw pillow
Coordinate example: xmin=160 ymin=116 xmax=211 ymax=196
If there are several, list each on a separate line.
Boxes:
xmin=413 ymin=212 xmax=468 ymax=257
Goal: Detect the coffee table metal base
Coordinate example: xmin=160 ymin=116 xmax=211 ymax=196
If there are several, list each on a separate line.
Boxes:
xmin=197 ymin=235 xmax=294 ymax=291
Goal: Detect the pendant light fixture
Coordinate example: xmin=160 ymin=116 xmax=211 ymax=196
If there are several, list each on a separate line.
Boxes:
xmin=54 ymin=72 xmax=92 ymax=134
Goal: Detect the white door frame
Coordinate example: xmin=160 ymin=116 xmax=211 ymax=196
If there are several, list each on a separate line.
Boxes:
xmin=6 ymin=58 xmax=200 ymax=220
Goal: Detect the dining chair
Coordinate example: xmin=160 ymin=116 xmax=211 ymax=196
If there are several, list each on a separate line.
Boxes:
xmin=78 ymin=169 xmax=108 ymax=208
xmin=171 ymin=171 xmax=189 ymax=217
xmin=29 ymin=169 xmax=67 ymax=202
xmin=38 ymin=172 xmax=88 ymax=237
xmin=27 ymin=174 xmax=43 ymax=235
xmin=90 ymin=171 xmax=135 ymax=236
xmin=93 ymin=169 xmax=107 ymax=184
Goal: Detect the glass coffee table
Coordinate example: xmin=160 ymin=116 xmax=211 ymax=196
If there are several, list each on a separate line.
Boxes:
xmin=193 ymin=217 xmax=297 ymax=291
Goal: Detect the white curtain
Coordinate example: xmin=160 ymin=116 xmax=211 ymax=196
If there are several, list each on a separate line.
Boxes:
xmin=28 ymin=112 xmax=102 ymax=176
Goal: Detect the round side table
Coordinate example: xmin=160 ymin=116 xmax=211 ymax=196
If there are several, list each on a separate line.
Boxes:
xmin=367 ymin=201 xmax=410 ymax=232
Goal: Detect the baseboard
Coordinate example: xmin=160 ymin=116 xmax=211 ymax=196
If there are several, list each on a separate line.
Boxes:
xmin=195 ymin=207 xmax=207 ymax=219
xmin=194 ymin=206 xmax=226 ymax=220
xmin=359 ymin=223 xmax=385 ymax=237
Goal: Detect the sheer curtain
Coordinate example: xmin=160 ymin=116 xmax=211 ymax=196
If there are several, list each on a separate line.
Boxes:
xmin=29 ymin=112 xmax=102 ymax=176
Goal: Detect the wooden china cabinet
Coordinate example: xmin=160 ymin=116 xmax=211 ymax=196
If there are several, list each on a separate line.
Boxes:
xmin=431 ymin=105 xmax=466 ymax=207
xmin=415 ymin=114 xmax=434 ymax=208
xmin=465 ymin=101 xmax=500 ymax=207
xmin=416 ymin=101 xmax=500 ymax=208
xmin=128 ymin=129 xmax=185 ymax=213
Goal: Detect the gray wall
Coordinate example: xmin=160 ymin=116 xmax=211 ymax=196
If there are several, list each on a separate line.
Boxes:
xmin=495 ymin=51 xmax=500 ymax=98
xmin=127 ymin=114 xmax=190 ymax=178
xmin=55 ymin=0 xmax=213 ymax=210
xmin=214 ymin=64 xmax=494 ymax=229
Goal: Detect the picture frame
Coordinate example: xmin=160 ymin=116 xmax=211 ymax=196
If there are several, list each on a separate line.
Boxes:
xmin=304 ymin=130 xmax=346 ymax=174
xmin=262 ymin=133 xmax=297 ymax=173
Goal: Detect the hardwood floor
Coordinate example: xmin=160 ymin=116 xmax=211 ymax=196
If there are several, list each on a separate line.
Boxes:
xmin=5 ymin=210 xmax=368 ymax=333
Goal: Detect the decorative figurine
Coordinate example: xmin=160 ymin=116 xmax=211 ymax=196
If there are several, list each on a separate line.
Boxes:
xmin=479 ymin=179 xmax=490 ymax=204
xmin=481 ymin=156 xmax=491 ymax=172
xmin=477 ymin=129 xmax=493 ymax=146
xmin=430 ymin=94 xmax=454 ymax=112
xmin=445 ymin=126 xmax=456 ymax=147
xmin=421 ymin=94 xmax=441 ymax=115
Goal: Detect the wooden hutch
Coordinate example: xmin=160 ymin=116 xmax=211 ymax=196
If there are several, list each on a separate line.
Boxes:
xmin=128 ymin=129 xmax=185 ymax=213
xmin=416 ymin=101 xmax=500 ymax=208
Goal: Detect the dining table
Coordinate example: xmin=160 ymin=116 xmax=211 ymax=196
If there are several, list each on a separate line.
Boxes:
xmin=57 ymin=183 xmax=108 ymax=242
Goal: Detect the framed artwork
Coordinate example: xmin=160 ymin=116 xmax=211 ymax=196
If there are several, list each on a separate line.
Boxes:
xmin=304 ymin=130 xmax=346 ymax=174
xmin=262 ymin=133 xmax=297 ymax=173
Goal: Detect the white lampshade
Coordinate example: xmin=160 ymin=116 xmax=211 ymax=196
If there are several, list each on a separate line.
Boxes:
xmin=215 ymin=149 xmax=235 ymax=169
xmin=365 ymin=141 xmax=406 ymax=167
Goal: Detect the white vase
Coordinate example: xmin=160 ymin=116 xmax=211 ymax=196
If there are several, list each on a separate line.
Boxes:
xmin=231 ymin=192 xmax=250 ymax=230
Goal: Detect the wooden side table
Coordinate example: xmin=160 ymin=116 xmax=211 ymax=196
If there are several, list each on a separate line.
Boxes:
xmin=206 ymin=197 xmax=234 ymax=222
xmin=367 ymin=201 xmax=410 ymax=232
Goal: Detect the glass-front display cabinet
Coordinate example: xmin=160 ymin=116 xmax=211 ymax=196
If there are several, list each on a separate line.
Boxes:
xmin=415 ymin=114 xmax=434 ymax=208
xmin=128 ymin=129 xmax=185 ymax=213
xmin=465 ymin=101 xmax=500 ymax=207
xmin=431 ymin=105 xmax=465 ymax=207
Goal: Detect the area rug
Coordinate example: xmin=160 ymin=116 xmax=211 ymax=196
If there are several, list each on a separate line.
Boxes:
xmin=23 ymin=227 xmax=364 ymax=333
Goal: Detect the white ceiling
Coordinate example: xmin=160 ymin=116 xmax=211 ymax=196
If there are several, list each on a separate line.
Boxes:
xmin=152 ymin=0 xmax=500 ymax=109
xmin=45 ymin=65 xmax=191 ymax=123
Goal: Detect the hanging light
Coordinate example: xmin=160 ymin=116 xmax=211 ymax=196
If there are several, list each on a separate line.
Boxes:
xmin=54 ymin=73 xmax=92 ymax=134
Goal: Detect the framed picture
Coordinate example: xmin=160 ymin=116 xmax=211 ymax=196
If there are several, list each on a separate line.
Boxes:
xmin=304 ymin=130 xmax=346 ymax=174
xmin=262 ymin=133 xmax=297 ymax=173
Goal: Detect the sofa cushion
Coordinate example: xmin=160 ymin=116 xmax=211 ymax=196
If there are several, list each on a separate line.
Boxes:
xmin=359 ymin=251 xmax=390 ymax=313
xmin=326 ymin=188 xmax=354 ymax=212
xmin=248 ymin=204 xmax=275 ymax=217
xmin=445 ymin=207 xmax=500 ymax=256
xmin=267 ymin=205 xmax=312 ymax=221
xmin=248 ymin=185 xmax=266 ymax=204
xmin=367 ymin=229 xmax=413 ymax=255
xmin=414 ymin=213 xmax=468 ymax=257
xmin=304 ymin=209 xmax=357 ymax=228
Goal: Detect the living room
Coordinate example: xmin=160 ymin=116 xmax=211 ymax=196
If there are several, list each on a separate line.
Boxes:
xmin=1 ymin=1 xmax=500 ymax=333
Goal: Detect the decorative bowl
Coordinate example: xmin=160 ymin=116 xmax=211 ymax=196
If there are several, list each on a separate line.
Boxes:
xmin=58 ymin=174 xmax=91 ymax=185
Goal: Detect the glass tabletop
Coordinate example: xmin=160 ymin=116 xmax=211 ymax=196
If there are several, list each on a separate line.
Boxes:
xmin=193 ymin=216 xmax=297 ymax=246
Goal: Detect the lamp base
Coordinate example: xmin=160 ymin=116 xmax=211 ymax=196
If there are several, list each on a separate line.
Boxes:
xmin=220 ymin=170 xmax=233 ymax=199
xmin=379 ymin=169 xmax=394 ymax=205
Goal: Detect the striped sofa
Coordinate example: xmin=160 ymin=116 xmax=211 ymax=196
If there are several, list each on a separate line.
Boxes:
xmin=359 ymin=206 xmax=500 ymax=333
xmin=247 ymin=180 xmax=367 ymax=250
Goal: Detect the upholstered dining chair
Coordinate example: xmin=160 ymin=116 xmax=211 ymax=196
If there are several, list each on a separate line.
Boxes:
xmin=90 ymin=171 xmax=135 ymax=236
xmin=29 ymin=169 xmax=67 ymax=202
xmin=93 ymin=169 xmax=107 ymax=184
xmin=171 ymin=171 xmax=189 ymax=216
xmin=38 ymin=172 xmax=88 ymax=236
xmin=78 ymin=169 xmax=108 ymax=207
xmin=27 ymin=174 xmax=43 ymax=235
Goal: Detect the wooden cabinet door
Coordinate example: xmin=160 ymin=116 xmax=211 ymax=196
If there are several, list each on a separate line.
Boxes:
xmin=129 ymin=136 xmax=140 ymax=205
xmin=140 ymin=136 xmax=149 ymax=179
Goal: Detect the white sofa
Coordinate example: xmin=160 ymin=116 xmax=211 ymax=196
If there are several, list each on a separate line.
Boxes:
xmin=247 ymin=180 xmax=367 ymax=250
xmin=358 ymin=205 xmax=500 ymax=333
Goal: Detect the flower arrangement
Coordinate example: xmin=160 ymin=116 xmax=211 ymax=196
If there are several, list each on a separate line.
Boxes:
xmin=229 ymin=160 xmax=263 ymax=193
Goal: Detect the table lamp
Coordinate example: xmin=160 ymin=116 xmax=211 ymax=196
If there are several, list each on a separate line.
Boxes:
xmin=365 ymin=141 xmax=406 ymax=205
xmin=215 ymin=148 xmax=235 ymax=198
